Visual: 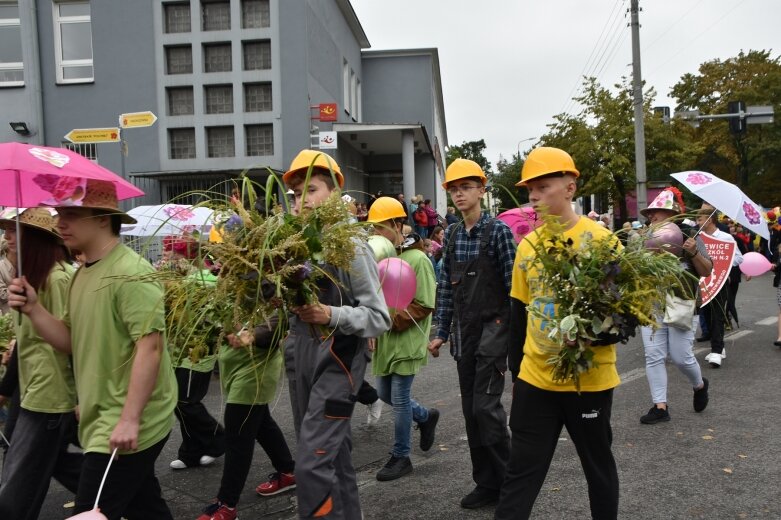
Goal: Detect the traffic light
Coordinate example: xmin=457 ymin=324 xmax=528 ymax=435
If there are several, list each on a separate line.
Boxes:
xmin=728 ymin=101 xmax=747 ymax=136
xmin=653 ymin=106 xmax=670 ymax=124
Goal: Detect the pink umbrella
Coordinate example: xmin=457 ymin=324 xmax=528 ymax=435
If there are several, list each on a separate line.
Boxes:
xmin=497 ymin=207 xmax=540 ymax=243
xmin=0 ymin=142 xmax=143 ymax=207
xmin=0 ymin=142 xmax=144 ymax=274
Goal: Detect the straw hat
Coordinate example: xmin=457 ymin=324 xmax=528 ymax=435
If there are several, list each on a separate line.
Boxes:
xmin=46 ymin=179 xmax=137 ymax=224
xmin=0 ymin=207 xmax=60 ymax=239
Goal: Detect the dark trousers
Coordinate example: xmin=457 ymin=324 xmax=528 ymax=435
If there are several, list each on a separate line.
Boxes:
xmin=456 ymin=350 xmax=509 ymax=492
xmin=495 ymin=381 xmax=619 ymax=520
xmin=726 ymin=267 xmax=741 ymax=326
xmin=355 ymin=379 xmax=379 ymax=405
xmin=174 ymin=367 xmax=225 ymax=466
xmin=0 ymin=409 xmax=82 ymax=520
xmin=73 ymin=435 xmax=172 ymax=520
xmin=702 ymin=284 xmax=729 ymax=355
xmin=217 ymin=403 xmax=295 ymax=507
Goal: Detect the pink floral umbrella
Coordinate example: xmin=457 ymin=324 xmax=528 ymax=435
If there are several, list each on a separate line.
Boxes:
xmin=0 ymin=142 xmax=144 ymax=274
xmin=670 ymin=171 xmax=768 ymax=240
xmin=497 ymin=206 xmax=541 ymax=243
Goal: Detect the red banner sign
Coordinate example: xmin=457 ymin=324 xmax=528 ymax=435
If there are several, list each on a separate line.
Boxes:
xmin=699 ymin=233 xmax=736 ymax=306
xmin=319 ymin=103 xmax=338 ymax=122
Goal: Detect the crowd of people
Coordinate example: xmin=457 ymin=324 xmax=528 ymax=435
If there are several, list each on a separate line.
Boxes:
xmin=0 ymin=145 xmax=776 ymax=520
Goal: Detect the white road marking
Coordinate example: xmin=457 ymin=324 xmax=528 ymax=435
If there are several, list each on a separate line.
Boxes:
xmin=724 ymin=330 xmax=753 ymax=341
xmin=755 ymin=316 xmax=778 ymax=326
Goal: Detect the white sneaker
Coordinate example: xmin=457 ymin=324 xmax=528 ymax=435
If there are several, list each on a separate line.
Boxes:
xmin=704 ymin=353 xmax=712 ymax=362
xmin=721 ymin=347 xmax=726 ymax=359
xmin=708 ymin=353 xmax=723 ymax=368
xmin=169 ymin=459 xmax=188 ymax=470
xmin=367 ymin=400 xmax=383 ymax=426
xmin=199 ymin=455 xmax=216 ymax=466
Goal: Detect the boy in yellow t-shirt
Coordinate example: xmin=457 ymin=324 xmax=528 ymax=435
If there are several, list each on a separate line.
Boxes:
xmin=495 ymin=148 xmax=620 ymax=520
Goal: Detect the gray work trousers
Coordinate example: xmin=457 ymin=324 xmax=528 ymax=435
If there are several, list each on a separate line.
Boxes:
xmin=293 ymin=331 xmax=365 ymax=519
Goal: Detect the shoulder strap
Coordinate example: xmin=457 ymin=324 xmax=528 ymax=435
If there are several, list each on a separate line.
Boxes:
xmin=480 ymin=217 xmax=495 ymax=254
xmin=445 ymin=223 xmax=462 ymax=267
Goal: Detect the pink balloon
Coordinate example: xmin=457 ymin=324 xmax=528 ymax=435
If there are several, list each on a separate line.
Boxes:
xmin=739 ymin=252 xmax=772 ymax=276
xmin=377 ymin=257 xmax=417 ymax=310
xmin=644 ymin=222 xmax=683 ymax=256
xmin=68 ymin=509 xmax=108 ymax=520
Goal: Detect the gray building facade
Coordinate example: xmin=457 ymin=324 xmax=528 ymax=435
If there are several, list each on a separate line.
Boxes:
xmin=1 ymin=0 xmax=447 ymax=211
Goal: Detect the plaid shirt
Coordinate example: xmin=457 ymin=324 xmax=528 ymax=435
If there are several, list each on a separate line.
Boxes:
xmin=435 ymin=212 xmax=516 ymax=341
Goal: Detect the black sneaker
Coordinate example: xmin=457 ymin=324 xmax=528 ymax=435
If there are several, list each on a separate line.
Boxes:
xmin=419 ymin=409 xmax=440 ymax=452
xmin=693 ymin=378 xmax=709 ymax=412
xmin=460 ymin=486 xmax=500 ymax=509
xmin=640 ymin=406 xmax=670 ymax=424
xmin=376 ymin=455 xmax=412 ymax=482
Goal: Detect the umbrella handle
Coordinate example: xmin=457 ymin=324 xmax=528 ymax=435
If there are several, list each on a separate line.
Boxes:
xmin=692 ymin=208 xmax=719 ymax=238
xmin=94 ymin=447 xmax=118 ymax=510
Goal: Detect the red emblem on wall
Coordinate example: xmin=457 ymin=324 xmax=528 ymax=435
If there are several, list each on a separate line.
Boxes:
xmin=319 ymin=103 xmax=338 ymax=122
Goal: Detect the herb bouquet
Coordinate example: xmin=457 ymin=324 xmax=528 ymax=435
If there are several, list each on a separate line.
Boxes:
xmin=519 ymin=216 xmax=695 ymax=391
xmin=0 ymin=313 xmax=13 ymax=354
xmin=204 ymin=181 xmax=364 ymax=339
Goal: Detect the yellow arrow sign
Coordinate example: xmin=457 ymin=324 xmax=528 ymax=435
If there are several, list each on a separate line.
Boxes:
xmin=64 ymin=128 xmax=121 ymax=143
xmin=119 ymin=111 xmax=157 ymax=129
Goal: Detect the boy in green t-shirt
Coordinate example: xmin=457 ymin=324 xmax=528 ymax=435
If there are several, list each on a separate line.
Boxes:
xmin=9 ymin=180 xmax=176 ymax=520
xmin=494 ymin=148 xmax=619 ymax=520
xmin=281 ymin=150 xmax=391 ymax=519
xmin=367 ymin=198 xmax=439 ymax=482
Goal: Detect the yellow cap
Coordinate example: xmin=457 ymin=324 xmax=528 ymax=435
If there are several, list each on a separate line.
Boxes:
xmin=367 ymin=197 xmax=407 ymax=223
xmin=283 ymin=150 xmax=344 ymax=188
xmin=442 ymin=158 xmax=487 ymax=189
xmin=517 ymin=147 xmax=580 ymax=186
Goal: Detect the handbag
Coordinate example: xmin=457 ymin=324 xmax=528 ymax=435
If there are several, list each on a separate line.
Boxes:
xmin=663 ymin=293 xmax=696 ymax=331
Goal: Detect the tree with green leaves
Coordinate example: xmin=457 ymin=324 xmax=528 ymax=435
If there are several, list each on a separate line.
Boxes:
xmin=671 ymin=50 xmax=781 ymax=205
xmin=445 ymin=139 xmax=492 ymax=173
xmin=492 ymin=153 xmax=528 ymax=211
xmin=539 ymin=76 xmax=698 ymax=222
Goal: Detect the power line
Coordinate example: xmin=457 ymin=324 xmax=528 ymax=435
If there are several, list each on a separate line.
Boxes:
xmin=556 ymin=0 xmax=624 ymax=117
xmin=642 ymin=0 xmax=706 ymax=53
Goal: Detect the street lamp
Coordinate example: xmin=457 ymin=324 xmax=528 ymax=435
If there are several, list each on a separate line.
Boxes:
xmin=516 ymin=137 xmax=536 ymax=158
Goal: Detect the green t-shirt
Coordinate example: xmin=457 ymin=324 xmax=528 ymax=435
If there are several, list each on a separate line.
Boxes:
xmin=66 ymin=244 xmax=176 ymax=454
xmin=373 ymin=248 xmax=436 ymax=376
xmin=17 ymin=262 xmax=77 ymax=413
xmin=219 ymin=343 xmax=283 ymax=405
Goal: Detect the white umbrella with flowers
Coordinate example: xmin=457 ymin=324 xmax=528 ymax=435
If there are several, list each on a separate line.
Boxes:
xmin=670 ymin=171 xmax=769 ymax=240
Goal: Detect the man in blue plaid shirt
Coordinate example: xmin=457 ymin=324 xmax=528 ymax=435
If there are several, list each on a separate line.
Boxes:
xmin=429 ymin=158 xmax=516 ymax=510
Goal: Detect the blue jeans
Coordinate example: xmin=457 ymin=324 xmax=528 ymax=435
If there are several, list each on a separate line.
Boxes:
xmin=376 ymin=374 xmax=429 ymax=458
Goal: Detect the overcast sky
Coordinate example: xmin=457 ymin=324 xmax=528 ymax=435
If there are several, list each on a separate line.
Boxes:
xmin=351 ymin=0 xmax=781 ymax=168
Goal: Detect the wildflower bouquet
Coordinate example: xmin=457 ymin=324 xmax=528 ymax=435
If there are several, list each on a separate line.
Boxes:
xmin=205 ymin=184 xmax=363 ymax=337
xmin=519 ymin=216 xmax=695 ymax=391
xmin=0 ymin=313 xmax=13 ymax=354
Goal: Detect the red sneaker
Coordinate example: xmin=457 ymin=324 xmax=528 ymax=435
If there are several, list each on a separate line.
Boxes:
xmin=256 ymin=472 xmax=296 ymax=496
xmin=197 ymin=501 xmax=237 ymax=520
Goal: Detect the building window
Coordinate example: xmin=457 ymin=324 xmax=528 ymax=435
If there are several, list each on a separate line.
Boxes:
xmin=342 ymin=59 xmax=350 ymax=114
xmin=206 ymin=126 xmax=234 ymax=158
xmin=53 ymin=1 xmax=93 ymax=84
xmin=204 ymin=84 xmax=233 ymax=114
xmin=164 ymin=2 xmax=190 ymax=33
xmin=350 ymin=70 xmax=357 ymax=122
xmin=203 ymin=42 xmax=231 ymax=72
xmin=242 ymin=40 xmax=270 ymax=70
xmin=243 ymin=82 xmax=271 ymax=112
xmin=201 ymin=0 xmax=229 ymax=31
xmin=241 ymin=0 xmax=269 ymax=29
xmin=245 ymin=124 xmax=273 ymax=156
xmin=169 ymin=128 xmax=196 ymax=159
xmin=166 ymin=86 xmax=194 ymax=115
xmin=165 ymin=45 xmax=192 ymax=74
xmin=0 ymin=2 xmax=23 ymax=86
xmin=356 ymin=79 xmax=361 ymax=122
xmin=62 ymin=142 xmax=97 ymax=161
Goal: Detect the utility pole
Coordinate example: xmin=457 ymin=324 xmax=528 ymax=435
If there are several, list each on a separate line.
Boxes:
xmin=630 ymin=0 xmax=647 ymax=216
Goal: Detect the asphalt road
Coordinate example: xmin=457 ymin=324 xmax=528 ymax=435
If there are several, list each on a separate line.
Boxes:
xmin=30 ymin=272 xmax=781 ymax=519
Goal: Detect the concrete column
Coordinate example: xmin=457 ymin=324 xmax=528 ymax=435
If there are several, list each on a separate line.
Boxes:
xmin=401 ymin=130 xmax=415 ymax=200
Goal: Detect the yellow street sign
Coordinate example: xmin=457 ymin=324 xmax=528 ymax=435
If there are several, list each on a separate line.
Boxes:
xmin=64 ymin=128 xmax=121 ymax=143
xmin=119 ymin=111 xmax=157 ymax=129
